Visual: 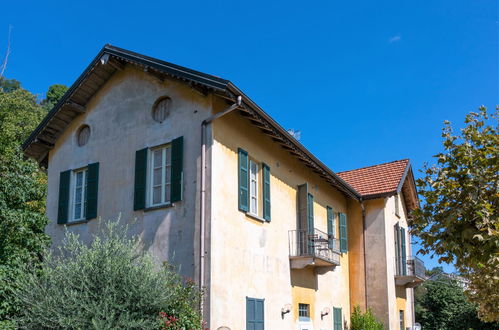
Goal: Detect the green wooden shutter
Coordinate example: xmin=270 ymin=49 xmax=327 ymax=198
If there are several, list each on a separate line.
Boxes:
xmin=57 ymin=170 xmax=71 ymax=224
xmin=134 ymin=148 xmax=148 ymax=210
xmin=401 ymin=227 xmax=407 ymax=276
xmin=395 ymin=223 xmax=401 ymax=275
xmin=333 ymin=307 xmax=342 ymax=330
xmin=297 ymin=183 xmax=308 ymax=231
xmin=307 ymin=193 xmax=314 ymax=252
xmin=246 ymin=297 xmax=264 ymax=330
xmin=170 ymin=136 xmax=184 ymax=203
xmin=262 ymin=163 xmax=271 ymax=221
xmin=307 ymin=193 xmax=314 ymax=235
xmin=327 ymin=206 xmax=334 ymax=248
xmin=86 ymin=162 xmax=99 ymax=220
xmin=339 ymin=213 xmax=348 ymax=253
xmin=238 ymin=148 xmax=249 ymax=212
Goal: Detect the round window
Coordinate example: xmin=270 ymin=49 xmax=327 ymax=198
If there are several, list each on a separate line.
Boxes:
xmin=77 ymin=125 xmax=91 ymax=146
xmin=152 ymin=97 xmax=171 ymax=123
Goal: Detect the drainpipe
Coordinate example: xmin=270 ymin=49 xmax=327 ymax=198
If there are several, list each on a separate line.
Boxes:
xmin=199 ymin=95 xmax=242 ymax=315
xmin=361 ymin=199 xmax=368 ymax=311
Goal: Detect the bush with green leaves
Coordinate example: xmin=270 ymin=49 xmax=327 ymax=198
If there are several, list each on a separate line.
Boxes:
xmin=12 ymin=220 xmax=202 ymax=329
xmin=350 ymin=305 xmax=384 ymax=330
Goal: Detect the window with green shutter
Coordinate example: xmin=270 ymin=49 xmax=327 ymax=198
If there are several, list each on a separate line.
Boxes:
xmin=400 ymin=227 xmax=407 ymax=275
xmin=134 ymin=136 xmax=184 ymax=210
xmin=262 ymin=163 xmax=271 ymax=221
xmin=333 ymin=307 xmax=342 ymax=330
xmin=58 ymin=163 xmax=100 ymax=224
xmin=57 ymin=170 xmax=71 ymax=224
xmin=238 ymin=148 xmax=249 ymax=212
xmin=327 ymin=206 xmax=334 ymax=248
xmin=246 ymin=297 xmax=264 ymax=330
xmin=339 ymin=213 xmax=348 ymax=253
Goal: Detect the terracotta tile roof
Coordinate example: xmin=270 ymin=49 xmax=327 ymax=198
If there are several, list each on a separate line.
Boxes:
xmin=337 ymin=159 xmax=410 ymax=198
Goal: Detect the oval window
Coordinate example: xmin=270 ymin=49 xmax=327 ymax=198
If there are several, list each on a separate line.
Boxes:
xmin=152 ymin=97 xmax=171 ymax=123
xmin=77 ymin=125 xmax=91 ymax=146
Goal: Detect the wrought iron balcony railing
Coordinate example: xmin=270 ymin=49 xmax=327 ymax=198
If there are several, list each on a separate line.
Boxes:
xmin=289 ymin=228 xmax=340 ymax=267
xmin=394 ymin=256 xmax=426 ymax=287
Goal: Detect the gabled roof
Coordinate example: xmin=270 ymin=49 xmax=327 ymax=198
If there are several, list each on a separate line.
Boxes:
xmin=23 ymin=44 xmax=360 ymax=201
xmin=337 ymin=159 xmax=419 ymax=211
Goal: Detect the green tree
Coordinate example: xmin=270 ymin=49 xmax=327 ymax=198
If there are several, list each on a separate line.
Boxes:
xmin=41 ymin=84 xmax=68 ymax=112
xmin=350 ymin=305 xmax=384 ymax=330
xmin=13 ymin=220 xmax=202 ymax=329
xmin=0 ymin=85 xmax=50 ymax=324
xmin=0 ymin=77 xmax=21 ymax=93
xmin=415 ymin=275 xmax=499 ymax=330
xmin=411 ymin=106 xmax=498 ymax=321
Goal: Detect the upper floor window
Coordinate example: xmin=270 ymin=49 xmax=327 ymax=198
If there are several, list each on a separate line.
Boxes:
xmin=133 ymin=136 xmax=184 ymax=211
xmin=72 ymin=168 xmax=88 ymax=221
xmin=249 ymin=160 xmax=259 ymax=215
xmin=57 ymin=163 xmax=99 ymax=225
xmin=150 ymin=144 xmax=172 ymax=207
xmin=238 ymin=148 xmax=271 ymax=221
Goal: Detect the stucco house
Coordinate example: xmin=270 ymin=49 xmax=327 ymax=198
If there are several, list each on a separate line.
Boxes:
xmin=23 ymin=45 xmax=425 ymax=330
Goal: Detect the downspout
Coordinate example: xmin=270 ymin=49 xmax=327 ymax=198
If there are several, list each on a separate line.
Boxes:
xmin=361 ymin=199 xmax=368 ymax=311
xmin=199 ymin=95 xmax=242 ymax=315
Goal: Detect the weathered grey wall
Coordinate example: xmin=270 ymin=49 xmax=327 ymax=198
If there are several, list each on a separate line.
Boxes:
xmin=364 ymin=198 xmax=390 ymax=327
xmin=46 ymin=65 xmax=212 ymax=279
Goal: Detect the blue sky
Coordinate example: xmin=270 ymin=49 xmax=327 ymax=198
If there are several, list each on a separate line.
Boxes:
xmin=2 ymin=0 xmax=497 ymax=273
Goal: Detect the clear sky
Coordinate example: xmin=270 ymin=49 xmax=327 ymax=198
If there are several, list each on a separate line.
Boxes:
xmin=2 ymin=0 xmax=497 ymax=273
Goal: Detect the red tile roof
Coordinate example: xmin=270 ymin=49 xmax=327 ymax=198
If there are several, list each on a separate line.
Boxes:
xmin=337 ymin=159 xmax=410 ymax=198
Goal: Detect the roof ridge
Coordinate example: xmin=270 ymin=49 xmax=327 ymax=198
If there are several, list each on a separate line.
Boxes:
xmin=337 ymin=159 xmax=409 ymax=175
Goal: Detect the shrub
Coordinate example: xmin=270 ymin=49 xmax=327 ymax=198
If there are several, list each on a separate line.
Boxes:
xmin=350 ymin=305 xmax=384 ymax=330
xmin=12 ymin=219 xmax=202 ymax=329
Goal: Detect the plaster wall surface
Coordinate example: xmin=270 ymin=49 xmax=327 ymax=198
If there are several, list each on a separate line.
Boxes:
xmin=347 ymin=200 xmax=367 ymax=312
xmin=209 ymin=111 xmax=352 ymax=330
xmin=364 ymin=194 xmax=415 ymax=329
xmin=45 ymin=65 xmax=212 ymax=279
xmin=364 ymin=198 xmax=390 ymax=327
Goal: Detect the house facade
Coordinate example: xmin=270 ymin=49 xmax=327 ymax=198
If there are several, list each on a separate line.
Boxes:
xmin=23 ymin=45 xmax=424 ymax=330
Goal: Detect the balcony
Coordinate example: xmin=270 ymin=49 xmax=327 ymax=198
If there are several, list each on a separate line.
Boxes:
xmin=288 ymin=228 xmax=341 ymax=269
xmin=395 ymin=256 xmax=426 ymax=287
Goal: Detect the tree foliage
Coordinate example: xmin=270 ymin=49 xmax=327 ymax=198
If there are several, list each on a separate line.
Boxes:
xmin=415 ymin=270 xmax=499 ymax=330
xmin=350 ymin=305 xmax=384 ymax=330
xmin=411 ymin=106 xmax=499 ymax=321
xmin=0 ymin=77 xmax=21 ymax=93
xmin=41 ymin=84 xmax=68 ymax=112
xmin=0 ymin=83 xmax=50 ymax=323
xmin=12 ymin=220 xmax=202 ymax=329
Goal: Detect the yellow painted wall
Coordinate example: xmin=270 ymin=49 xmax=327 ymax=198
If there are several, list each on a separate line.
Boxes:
xmin=209 ymin=101 xmax=352 ymax=329
xmin=396 ymin=286 xmax=407 ymax=329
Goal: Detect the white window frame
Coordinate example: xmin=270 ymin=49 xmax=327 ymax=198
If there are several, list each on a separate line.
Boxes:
xmin=249 ymin=160 xmax=259 ymax=216
xmin=148 ymin=144 xmax=172 ymax=207
xmin=71 ymin=167 xmax=88 ymax=222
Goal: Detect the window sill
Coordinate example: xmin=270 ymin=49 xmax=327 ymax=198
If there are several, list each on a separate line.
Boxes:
xmin=64 ymin=219 xmax=90 ymax=226
xmin=144 ymin=203 xmax=174 ymax=212
xmin=245 ymin=212 xmax=267 ymax=223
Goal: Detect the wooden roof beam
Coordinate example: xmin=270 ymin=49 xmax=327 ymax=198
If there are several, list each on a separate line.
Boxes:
xmin=65 ymin=101 xmax=86 ymax=114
